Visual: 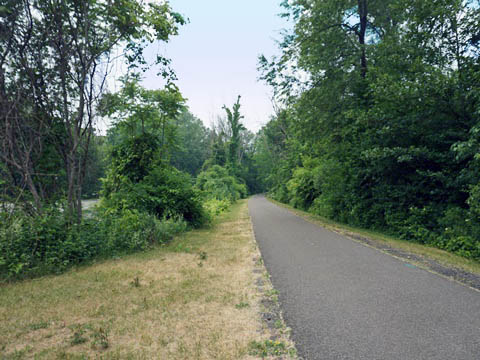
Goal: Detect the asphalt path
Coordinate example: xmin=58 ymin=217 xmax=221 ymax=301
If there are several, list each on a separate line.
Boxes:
xmin=248 ymin=195 xmax=480 ymax=360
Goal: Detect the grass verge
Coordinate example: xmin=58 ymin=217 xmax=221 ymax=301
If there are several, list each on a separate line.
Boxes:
xmin=269 ymin=198 xmax=480 ymax=276
xmin=0 ymin=200 xmax=275 ymax=359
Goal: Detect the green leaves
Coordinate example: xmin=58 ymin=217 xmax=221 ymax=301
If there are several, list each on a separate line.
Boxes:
xmin=102 ymin=77 xmax=185 ymax=160
xmin=196 ymin=165 xmax=247 ymax=202
xmin=223 ymin=96 xmax=246 ymax=170
xmin=256 ymin=0 xmax=480 ymax=260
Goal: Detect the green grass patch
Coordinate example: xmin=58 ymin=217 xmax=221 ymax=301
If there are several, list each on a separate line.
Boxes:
xmin=248 ymin=339 xmax=296 ymax=358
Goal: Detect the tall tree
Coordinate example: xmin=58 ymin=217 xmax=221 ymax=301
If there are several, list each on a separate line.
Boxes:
xmin=0 ymin=0 xmax=185 ymax=221
xmin=101 ymin=77 xmax=185 ymax=161
xmin=223 ymin=96 xmax=246 ymax=172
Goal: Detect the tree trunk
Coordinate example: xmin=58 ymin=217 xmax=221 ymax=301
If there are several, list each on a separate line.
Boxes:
xmin=357 ymin=0 xmax=368 ymax=78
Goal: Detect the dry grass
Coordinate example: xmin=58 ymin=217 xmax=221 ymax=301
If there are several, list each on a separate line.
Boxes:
xmin=270 ymin=198 xmax=480 ymax=275
xmin=0 ymin=200 xmax=274 ymax=359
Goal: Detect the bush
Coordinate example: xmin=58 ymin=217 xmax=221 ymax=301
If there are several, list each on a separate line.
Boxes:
xmin=203 ymin=199 xmax=231 ymax=218
xmin=102 ymin=134 xmax=208 ymax=228
xmin=196 ymin=165 xmax=247 ymax=202
xmin=104 ymin=133 xmax=159 ymax=185
xmin=270 ymin=183 xmax=289 ymax=204
xmin=286 ymin=167 xmax=318 ymax=210
xmin=102 ymin=165 xmax=208 ymax=228
xmin=0 ymin=207 xmax=187 ymax=280
xmin=98 ymin=208 xmax=187 ymax=253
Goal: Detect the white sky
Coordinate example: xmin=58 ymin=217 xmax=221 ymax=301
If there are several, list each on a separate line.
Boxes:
xmin=141 ymin=1 xmax=289 ymax=132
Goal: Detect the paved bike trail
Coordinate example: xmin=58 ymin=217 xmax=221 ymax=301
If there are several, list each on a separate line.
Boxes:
xmin=248 ymin=195 xmax=480 ymax=360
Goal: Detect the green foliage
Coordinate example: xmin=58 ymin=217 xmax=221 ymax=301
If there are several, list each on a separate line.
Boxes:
xmin=102 ymin=133 xmax=159 ymax=191
xmin=102 ymin=166 xmax=208 ymax=228
xmin=203 ymin=199 xmax=232 ymax=218
xmin=248 ymin=340 xmax=296 ymax=358
xmin=0 ymin=207 xmax=187 ymax=280
xmin=196 ymin=165 xmax=247 ymax=202
xmin=170 ymin=110 xmax=210 ymax=176
xmin=102 ymin=134 xmax=208 ymax=228
xmin=223 ymin=96 xmax=246 ymax=171
xmin=101 ymin=77 xmax=185 ymax=153
xmin=256 ymin=0 xmax=480 ymax=261
xmin=82 ymin=135 xmax=107 ymax=199
xmin=235 ymin=302 xmax=250 ymax=309
xmin=286 ymin=167 xmax=317 ymax=210
xmin=0 ymin=0 xmax=185 ymax=218
xmin=201 ymin=96 xmax=260 ymax=195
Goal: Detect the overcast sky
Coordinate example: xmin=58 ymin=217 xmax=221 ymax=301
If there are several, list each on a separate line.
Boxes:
xmin=142 ymin=1 xmax=289 ymax=132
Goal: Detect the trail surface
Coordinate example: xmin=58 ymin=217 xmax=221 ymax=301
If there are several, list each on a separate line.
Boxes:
xmin=248 ymin=195 xmax=480 ymax=360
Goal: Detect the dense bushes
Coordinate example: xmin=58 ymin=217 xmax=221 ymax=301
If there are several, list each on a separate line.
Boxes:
xmin=102 ymin=134 xmax=209 ymax=228
xmin=0 ymin=94 xmax=253 ymax=280
xmin=0 ymin=133 xmax=208 ymax=280
xmin=268 ymin=161 xmax=480 ymax=261
xmin=102 ymin=165 xmax=208 ymax=228
xmin=0 ymin=207 xmax=186 ymax=279
xmin=196 ymin=165 xmax=247 ymax=202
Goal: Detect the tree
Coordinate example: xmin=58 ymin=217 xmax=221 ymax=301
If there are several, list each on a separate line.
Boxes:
xmin=0 ymin=0 xmax=185 ymax=222
xmin=257 ymin=0 xmax=480 ymax=259
xmin=101 ymin=77 xmax=185 ymax=161
xmin=223 ymin=96 xmax=246 ymax=172
xmin=170 ymin=110 xmax=210 ymax=176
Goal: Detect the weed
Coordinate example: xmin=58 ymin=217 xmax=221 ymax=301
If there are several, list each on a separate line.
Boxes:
xmin=70 ymin=327 xmax=88 ymax=346
xmin=29 ymin=321 xmax=49 ymax=331
xmin=248 ymin=339 xmax=296 ymax=358
xmin=198 ymin=251 xmax=208 ymax=260
xmin=131 ymin=276 xmax=141 ymax=287
xmin=174 ymin=242 xmax=191 ymax=253
xmin=235 ymin=302 xmax=250 ymax=309
xmin=274 ymin=319 xmax=283 ymax=329
xmin=91 ymin=327 xmax=109 ymax=350
xmin=265 ymin=289 xmax=279 ymax=297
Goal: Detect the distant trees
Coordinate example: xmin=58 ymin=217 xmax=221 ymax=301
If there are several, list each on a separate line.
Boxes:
xmin=101 ymin=77 xmax=185 ymax=162
xmin=170 ymin=110 xmax=210 ymax=176
xmin=198 ymin=96 xmax=261 ymax=193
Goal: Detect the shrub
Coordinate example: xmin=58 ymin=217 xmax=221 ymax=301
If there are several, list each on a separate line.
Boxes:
xmin=102 ymin=134 xmax=208 ymax=228
xmin=270 ymin=183 xmax=289 ymax=204
xmin=102 ymin=166 xmax=208 ymax=228
xmin=98 ymin=208 xmax=186 ymax=253
xmin=196 ymin=165 xmax=247 ymax=202
xmin=203 ymin=199 xmax=231 ymax=218
xmin=286 ymin=167 xmax=318 ymax=210
xmin=0 ymin=207 xmax=187 ymax=280
xmin=104 ymin=133 xmax=159 ymax=187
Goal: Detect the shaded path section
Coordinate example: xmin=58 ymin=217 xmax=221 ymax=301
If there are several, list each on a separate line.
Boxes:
xmin=248 ymin=196 xmax=480 ymax=360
